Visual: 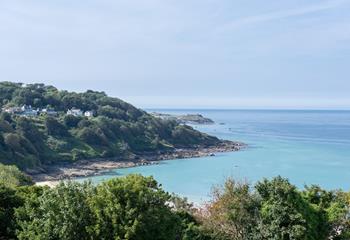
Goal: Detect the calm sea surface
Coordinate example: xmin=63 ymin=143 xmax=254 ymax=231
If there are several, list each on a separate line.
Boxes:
xmin=79 ymin=110 xmax=350 ymax=203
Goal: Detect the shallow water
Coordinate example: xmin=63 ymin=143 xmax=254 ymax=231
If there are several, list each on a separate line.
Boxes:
xmin=79 ymin=110 xmax=350 ymax=203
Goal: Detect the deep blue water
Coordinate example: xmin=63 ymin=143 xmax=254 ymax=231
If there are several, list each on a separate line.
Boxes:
xmin=79 ymin=110 xmax=350 ymax=203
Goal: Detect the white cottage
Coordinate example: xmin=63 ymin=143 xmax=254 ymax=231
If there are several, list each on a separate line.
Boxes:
xmin=21 ymin=105 xmax=38 ymax=117
xmin=67 ymin=108 xmax=83 ymax=116
xmin=84 ymin=111 xmax=94 ymax=117
xmin=42 ymin=108 xmax=58 ymax=116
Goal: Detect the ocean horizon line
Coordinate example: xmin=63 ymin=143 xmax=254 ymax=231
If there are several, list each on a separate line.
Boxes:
xmin=145 ymin=108 xmax=350 ymax=112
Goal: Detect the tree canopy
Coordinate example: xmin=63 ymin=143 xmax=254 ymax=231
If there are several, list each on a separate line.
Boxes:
xmin=0 ymin=172 xmax=349 ymax=240
xmin=200 ymin=176 xmax=350 ymax=240
xmin=14 ymin=175 xmax=202 ymax=240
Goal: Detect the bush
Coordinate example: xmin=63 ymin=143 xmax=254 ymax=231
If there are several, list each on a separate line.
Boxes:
xmin=0 ymin=164 xmax=33 ymax=188
xmin=77 ymin=127 xmax=109 ymax=146
xmin=202 ymin=179 xmax=260 ymax=239
xmin=45 ymin=117 xmax=68 ymax=136
xmin=71 ymin=148 xmax=88 ymax=161
xmin=63 ymin=115 xmax=82 ymax=128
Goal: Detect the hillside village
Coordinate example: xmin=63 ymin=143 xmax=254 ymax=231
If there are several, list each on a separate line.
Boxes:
xmin=1 ymin=105 xmax=94 ymax=118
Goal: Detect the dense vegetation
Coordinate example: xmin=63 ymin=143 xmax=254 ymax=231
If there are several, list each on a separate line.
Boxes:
xmin=201 ymin=177 xmax=350 ymax=240
xmin=0 ymin=82 xmax=218 ymax=169
xmin=1 ymin=164 xmax=349 ymax=240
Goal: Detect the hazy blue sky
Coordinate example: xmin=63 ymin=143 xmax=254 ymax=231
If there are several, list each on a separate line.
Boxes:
xmin=1 ymin=0 xmax=350 ymax=109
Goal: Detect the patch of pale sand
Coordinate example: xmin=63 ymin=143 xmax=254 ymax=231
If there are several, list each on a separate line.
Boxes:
xmin=35 ymin=180 xmax=60 ymax=188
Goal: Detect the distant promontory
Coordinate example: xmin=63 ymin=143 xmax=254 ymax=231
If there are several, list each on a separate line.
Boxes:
xmin=151 ymin=112 xmax=215 ymax=124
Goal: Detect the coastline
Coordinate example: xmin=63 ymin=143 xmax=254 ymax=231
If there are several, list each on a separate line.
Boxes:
xmin=31 ymin=140 xmax=245 ymax=187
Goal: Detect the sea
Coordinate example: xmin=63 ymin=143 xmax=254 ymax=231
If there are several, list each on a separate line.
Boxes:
xmin=79 ymin=110 xmax=350 ymax=203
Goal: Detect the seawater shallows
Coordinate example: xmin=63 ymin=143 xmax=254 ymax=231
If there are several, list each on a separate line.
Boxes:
xmin=78 ymin=110 xmax=350 ymax=203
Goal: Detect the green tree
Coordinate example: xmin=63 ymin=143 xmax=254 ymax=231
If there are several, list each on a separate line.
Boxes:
xmin=63 ymin=114 xmax=82 ymax=128
xmin=16 ymin=181 xmax=95 ymax=240
xmin=15 ymin=175 xmax=193 ymax=240
xmin=16 ymin=117 xmax=45 ymax=153
xmin=255 ymin=176 xmax=321 ymax=240
xmin=0 ymin=184 xmax=24 ymax=239
xmin=45 ymin=117 xmax=68 ymax=136
xmin=89 ymin=174 xmax=181 ymax=240
xmin=324 ymin=191 xmax=350 ymax=239
xmin=77 ymin=126 xmax=109 ymax=146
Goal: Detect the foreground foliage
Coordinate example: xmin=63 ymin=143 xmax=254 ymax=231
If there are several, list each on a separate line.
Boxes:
xmin=202 ymin=176 xmax=350 ymax=240
xmin=0 ymin=166 xmax=349 ymax=240
xmin=14 ymin=175 xmax=201 ymax=240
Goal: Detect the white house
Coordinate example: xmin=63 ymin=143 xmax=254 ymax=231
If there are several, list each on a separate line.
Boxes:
xmin=42 ymin=108 xmax=58 ymax=116
xmin=2 ymin=107 xmax=21 ymax=114
xmin=20 ymin=105 xmax=38 ymax=117
xmin=21 ymin=105 xmax=31 ymax=112
xmin=84 ymin=111 xmax=94 ymax=117
xmin=67 ymin=108 xmax=83 ymax=116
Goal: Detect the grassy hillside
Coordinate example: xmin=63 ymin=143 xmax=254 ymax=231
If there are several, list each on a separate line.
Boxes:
xmin=0 ymin=82 xmax=219 ymax=169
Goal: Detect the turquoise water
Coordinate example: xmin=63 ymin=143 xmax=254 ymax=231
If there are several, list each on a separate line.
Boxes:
xmin=80 ymin=110 xmax=350 ymax=203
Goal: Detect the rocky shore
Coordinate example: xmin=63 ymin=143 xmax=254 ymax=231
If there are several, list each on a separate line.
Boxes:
xmin=31 ymin=140 xmax=245 ymax=187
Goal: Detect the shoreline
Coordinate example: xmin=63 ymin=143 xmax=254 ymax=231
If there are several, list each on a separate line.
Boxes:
xmin=31 ymin=140 xmax=245 ymax=187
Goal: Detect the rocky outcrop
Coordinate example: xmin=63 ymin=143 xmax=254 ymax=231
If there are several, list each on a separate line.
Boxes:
xmin=151 ymin=112 xmax=214 ymax=124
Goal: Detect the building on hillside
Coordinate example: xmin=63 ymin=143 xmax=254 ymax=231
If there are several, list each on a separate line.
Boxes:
xmin=2 ymin=107 xmax=22 ymax=114
xmin=20 ymin=105 xmax=39 ymax=117
xmin=41 ymin=108 xmax=58 ymax=116
xmin=1 ymin=105 xmax=43 ymax=117
xmin=67 ymin=108 xmax=83 ymax=116
xmin=84 ymin=111 xmax=94 ymax=117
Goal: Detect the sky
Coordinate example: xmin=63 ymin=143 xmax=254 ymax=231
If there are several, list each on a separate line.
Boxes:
xmin=0 ymin=0 xmax=350 ymax=109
